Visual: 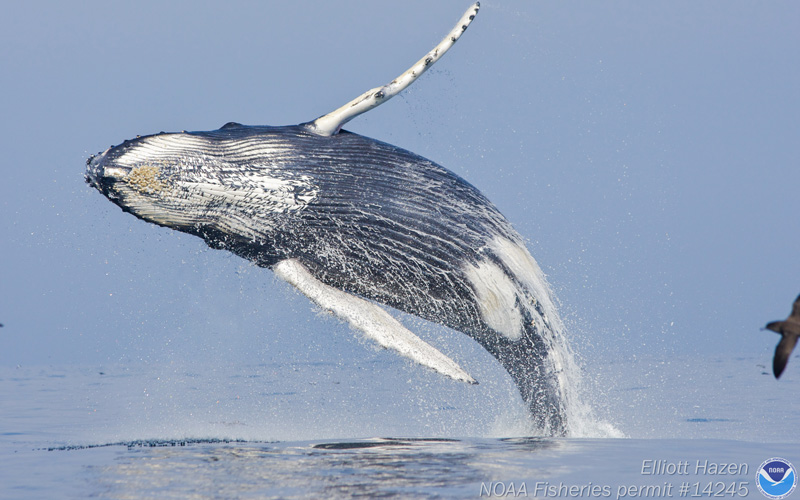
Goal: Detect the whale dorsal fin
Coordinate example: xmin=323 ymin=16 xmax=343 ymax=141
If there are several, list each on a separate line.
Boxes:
xmin=274 ymin=259 xmax=476 ymax=384
xmin=304 ymin=2 xmax=480 ymax=137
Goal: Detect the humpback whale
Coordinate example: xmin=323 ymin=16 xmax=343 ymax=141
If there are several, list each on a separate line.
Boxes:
xmin=85 ymin=3 xmax=571 ymax=435
xmin=764 ymin=294 xmax=800 ymax=378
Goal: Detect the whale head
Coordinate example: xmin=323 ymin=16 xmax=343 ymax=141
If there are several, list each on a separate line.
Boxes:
xmin=85 ymin=128 xmax=319 ymax=264
xmin=86 ymin=139 xmax=182 ymax=227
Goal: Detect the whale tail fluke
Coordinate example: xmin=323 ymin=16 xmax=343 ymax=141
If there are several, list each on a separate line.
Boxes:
xmin=765 ymin=294 xmax=800 ymax=379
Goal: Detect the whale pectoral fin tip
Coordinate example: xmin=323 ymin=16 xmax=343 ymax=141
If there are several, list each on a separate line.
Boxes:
xmin=454 ymin=372 xmax=477 ymax=385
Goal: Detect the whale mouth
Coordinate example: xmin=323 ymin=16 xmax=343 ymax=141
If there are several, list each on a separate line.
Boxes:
xmin=85 ymin=148 xmax=130 ymax=198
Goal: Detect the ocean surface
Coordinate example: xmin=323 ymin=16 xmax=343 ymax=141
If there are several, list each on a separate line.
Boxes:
xmin=1 ymin=350 xmax=798 ymax=499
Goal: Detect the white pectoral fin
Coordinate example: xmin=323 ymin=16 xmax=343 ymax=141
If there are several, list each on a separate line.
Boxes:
xmin=274 ymin=259 xmax=476 ymax=384
xmin=305 ymin=2 xmax=480 ymax=136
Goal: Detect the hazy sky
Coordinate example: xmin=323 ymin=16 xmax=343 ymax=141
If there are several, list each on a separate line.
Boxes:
xmin=1 ymin=1 xmax=799 ymax=375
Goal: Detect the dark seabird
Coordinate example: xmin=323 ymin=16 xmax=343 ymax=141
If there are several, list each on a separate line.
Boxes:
xmin=764 ymin=294 xmax=800 ymax=378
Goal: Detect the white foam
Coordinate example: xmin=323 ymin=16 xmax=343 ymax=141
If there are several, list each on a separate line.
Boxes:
xmin=487 ymin=235 xmax=623 ymax=438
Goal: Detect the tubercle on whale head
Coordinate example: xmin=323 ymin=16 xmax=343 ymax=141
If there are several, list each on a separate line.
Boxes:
xmin=84 ymin=136 xmax=185 ymax=227
xmin=85 ymin=147 xmax=121 ymax=197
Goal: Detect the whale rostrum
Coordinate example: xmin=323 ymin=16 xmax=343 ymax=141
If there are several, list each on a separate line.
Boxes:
xmin=85 ymin=2 xmax=573 ymax=435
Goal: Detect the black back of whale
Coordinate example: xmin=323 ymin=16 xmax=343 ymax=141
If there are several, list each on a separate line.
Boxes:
xmin=95 ymin=123 xmax=566 ymax=433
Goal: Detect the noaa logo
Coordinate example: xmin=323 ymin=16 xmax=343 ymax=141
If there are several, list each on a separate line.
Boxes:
xmin=757 ymin=458 xmax=796 ymax=499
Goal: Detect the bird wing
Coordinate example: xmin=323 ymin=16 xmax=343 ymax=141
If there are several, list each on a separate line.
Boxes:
xmin=274 ymin=258 xmax=476 ymax=384
xmin=791 ymin=294 xmax=800 ymax=320
xmin=774 ymin=331 xmax=799 ymax=378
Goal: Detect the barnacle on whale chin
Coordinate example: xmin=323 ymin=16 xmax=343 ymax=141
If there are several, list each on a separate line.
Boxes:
xmin=125 ymin=165 xmax=167 ymax=194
